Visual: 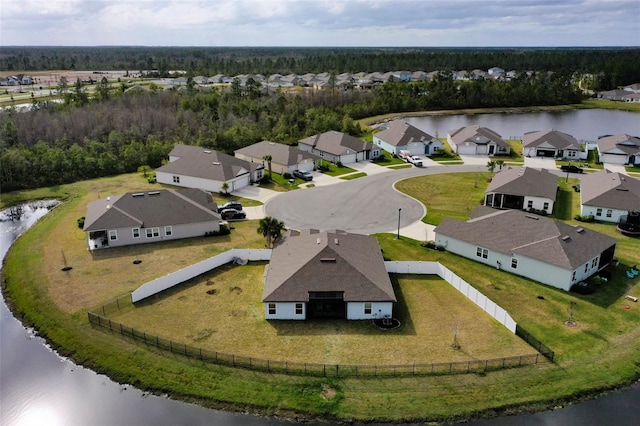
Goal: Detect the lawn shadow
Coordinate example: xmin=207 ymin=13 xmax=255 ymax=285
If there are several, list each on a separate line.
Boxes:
xmin=577 ymin=264 xmax=639 ymax=309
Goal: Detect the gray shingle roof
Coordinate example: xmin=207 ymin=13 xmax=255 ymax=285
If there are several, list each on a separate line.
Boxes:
xmin=262 ymin=230 xmax=396 ymax=303
xmin=597 ymin=134 xmax=640 ymax=156
xmin=434 ymin=208 xmax=617 ymax=270
xmin=522 ymin=129 xmax=581 ymax=150
xmin=374 ymin=120 xmax=435 ymax=147
xmin=448 ymin=125 xmax=509 ymax=148
xmin=486 ymin=167 xmax=558 ymax=200
xmin=83 ymin=188 xmax=220 ymax=231
xmin=157 ymin=145 xmax=260 ymax=181
xmin=580 ymin=169 xmax=640 ymax=211
xmin=234 ymin=140 xmax=320 ymax=167
xmin=298 ymin=131 xmax=371 ymax=156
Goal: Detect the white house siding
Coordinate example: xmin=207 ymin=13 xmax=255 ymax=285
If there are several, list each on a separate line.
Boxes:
xmin=90 ymin=220 xmax=218 ymax=250
xmin=434 ymin=235 xmax=574 ymax=291
xmin=296 ymin=159 xmax=316 ymax=172
xmin=346 ymin=302 xmax=393 ymax=320
xmin=372 ymin=137 xmax=399 ymax=155
xmin=523 ymin=195 xmax=554 ymax=214
xmin=580 ymin=205 xmax=627 ymax=223
xmin=156 ymin=172 xmax=250 ymax=193
xmin=456 ymin=142 xmax=480 ymax=155
xmin=265 ymin=302 xmax=306 ymax=320
xmin=426 ymin=141 xmax=444 ymax=156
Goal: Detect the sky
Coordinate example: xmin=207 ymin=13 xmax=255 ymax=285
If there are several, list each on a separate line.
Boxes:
xmin=1 ymin=0 xmax=639 ymax=47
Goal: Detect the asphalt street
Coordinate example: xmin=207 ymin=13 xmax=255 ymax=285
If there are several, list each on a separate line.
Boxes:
xmin=264 ymin=164 xmax=485 ymax=235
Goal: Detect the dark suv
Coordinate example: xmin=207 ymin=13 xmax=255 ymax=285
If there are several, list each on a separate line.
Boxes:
xmin=218 ymin=201 xmax=242 ymax=212
xmin=219 ymin=209 xmax=246 ymax=220
xmin=292 ymin=170 xmax=313 ymax=181
xmin=560 ymin=164 xmax=584 ymax=174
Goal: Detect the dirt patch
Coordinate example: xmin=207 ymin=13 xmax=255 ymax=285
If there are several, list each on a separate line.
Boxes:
xmin=321 ymin=384 xmax=337 ymax=400
xmin=206 ymin=289 xmax=218 ymax=295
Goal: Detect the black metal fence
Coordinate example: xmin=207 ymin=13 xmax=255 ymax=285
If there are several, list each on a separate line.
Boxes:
xmin=516 ymin=324 xmax=555 ymax=361
xmin=88 ymin=309 xmax=551 ymax=378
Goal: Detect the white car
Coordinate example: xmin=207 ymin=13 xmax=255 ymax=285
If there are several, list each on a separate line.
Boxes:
xmin=408 ymin=156 xmax=423 ymax=167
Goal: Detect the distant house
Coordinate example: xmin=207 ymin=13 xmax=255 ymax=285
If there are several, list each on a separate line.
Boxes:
xmin=597 ymin=89 xmax=633 ymax=101
xmin=580 ymin=170 xmax=640 ymax=223
xmin=83 ymin=189 xmax=221 ymax=251
xmin=485 ymin=167 xmax=558 ymax=214
xmin=234 ymin=140 xmax=320 ymax=175
xmin=373 ymin=120 xmax=443 ymax=157
xmin=156 ymin=144 xmax=263 ymax=193
xmin=597 ymin=134 xmax=640 ymax=166
xmin=434 ymin=208 xmax=617 ymax=292
xmin=262 ymin=229 xmax=396 ymax=320
xmin=447 ymin=125 xmax=510 ymax=156
xmin=522 ymin=129 xmax=582 ymax=159
xmin=298 ymin=131 xmax=376 ymax=164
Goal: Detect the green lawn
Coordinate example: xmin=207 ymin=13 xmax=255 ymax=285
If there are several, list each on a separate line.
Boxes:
xmin=395 ymin=171 xmax=490 ymax=225
xmin=340 ymin=172 xmax=366 ymax=180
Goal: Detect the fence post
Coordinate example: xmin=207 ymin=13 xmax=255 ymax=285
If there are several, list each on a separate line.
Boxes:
xmin=102 ymin=305 xmax=106 ymax=316
xmin=156 ymin=335 xmax=159 ymax=347
xmin=336 ymin=365 xmax=339 ymax=377
xmin=117 ymin=298 xmax=120 ymax=310
xmin=323 ymin=364 xmax=326 ymax=377
xmin=170 ymin=340 xmax=173 ymax=352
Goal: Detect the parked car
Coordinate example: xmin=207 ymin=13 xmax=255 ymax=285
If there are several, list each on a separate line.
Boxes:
xmin=560 ymin=164 xmax=584 ymax=174
xmin=408 ymin=156 xmax=423 ymax=167
xmin=398 ymin=150 xmax=412 ymax=161
xmin=218 ymin=201 xmax=242 ymax=212
xmin=292 ymin=170 xmax=313 ymax=181
xmin=219 ymin=209 xmax=246 ymax=220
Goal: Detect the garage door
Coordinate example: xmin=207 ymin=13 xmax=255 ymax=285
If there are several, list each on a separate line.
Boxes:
xmin=536 ymin=149 xmax=555 ymax=157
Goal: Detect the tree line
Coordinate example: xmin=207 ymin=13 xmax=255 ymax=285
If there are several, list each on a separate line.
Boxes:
xmin=1 ymin=46 xmax=639 ymax=90
xmin=1 ymin=70 xmax=583 ymax=191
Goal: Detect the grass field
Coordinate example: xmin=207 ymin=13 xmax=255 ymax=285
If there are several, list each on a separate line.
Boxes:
xmin=3 ymin=170 xmax=640 ymax=422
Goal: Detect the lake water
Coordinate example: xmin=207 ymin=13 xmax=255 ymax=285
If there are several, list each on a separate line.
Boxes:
xmin=2 ymin=108 xmax=639 ymax=425
xmin=405 ymin=108 xmax=640 ymax=141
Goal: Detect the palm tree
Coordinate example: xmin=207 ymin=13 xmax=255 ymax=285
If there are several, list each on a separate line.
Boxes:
xmin=262 ymin=154 xmax=273 ymax=180
xmin=257 ymin=216 xmax=285 ymax=248
xmin=486 ymin=160 xmax=497 ymax=177
xmin=496 ymin=159 xmax=505 ymax=170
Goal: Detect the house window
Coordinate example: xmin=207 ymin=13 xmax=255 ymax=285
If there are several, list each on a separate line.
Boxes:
xmin=596 ymin=208 xmax=602 ymax=217
xmin=543 ymin=202 xmax=549 ymax=211
xmin=606 ymin=209 xmax=612 ymax=218
xmin=527 ymin=200 xmax=533 ymax=209
xmin=584 ymin=263 xmax=589 ymax=273
xmin=295 ymin=303 xmax=303 ymax=315
xmin=165 ymin=226 xmax=172 ymax=236
xmin=476 ymin=247 xmax=489 ymax=259
xmin=511 ymin=257 xmax=518 ymax=269
xmin=572 ymin=271 xmax=576 ymax=281
xmin=146 ymin=227 xmax=160 ymax=238
xmin=132 ymin=228 xmax=140 ymax=238
xmin=108 ymin=230 xmax=117 ymax=241
xmin=591 ymin=258 xmax=598 ymax=268
xmin=433 ymin=146 xmax=440 ymax=152
xmin=256 ymin=170 xmax=263 ymax=180
xmin=268 ymin=303 xmax=276 ymax=315
xmin=364 ymin=302 xmax=372 ymax=315
xmin=172 ymin=176 xmax=180 ymax=183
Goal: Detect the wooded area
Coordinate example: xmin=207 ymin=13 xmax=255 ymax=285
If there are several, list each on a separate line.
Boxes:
xmin=1 ymin=47 xmax=637 ymax=192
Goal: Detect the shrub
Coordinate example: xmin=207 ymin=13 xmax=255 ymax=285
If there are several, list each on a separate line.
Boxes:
xmin=436 ymin=244 xmax=446 ymax=251
xmin=420 ymin=240 xmax=437 ymax=249
xmin=336 ymin=161 xmax=344 ymax=168
xmin=283 ymin=172 xmax=292 ymax=179
xmin=77 ymin=216 xmax=85 ymax=229
xmin=575 ymin=214 xmax=595 ymax=222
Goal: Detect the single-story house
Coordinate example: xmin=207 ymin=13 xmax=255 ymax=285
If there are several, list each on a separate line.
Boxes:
xmin=234 ymin=140 xmax=320 ymax=175
xmin=373 ymin=120 xmax=443 ymax=157
xmin=522 ymin=129 xmax=582 ymax=159
xmin=485 ymin=167 xmax=558 ymax=214
xmin=597 ymin=134 xmax=640 ymax=166
xmin=447 ymin=125 xmax=510 ymax=156
xmin=434 ymin=207 xmax=617 ymax=292
xmin=580 ymin=170 xmax=640 ymax=223
xmin=262 ymin=229 xmax=396 ymax=320
xmin=298 ymin=131 xmax=376 ymax=164
xmin=156 ymin=145 xmax=263 ymax=193
xmin=83 ymin=189 xmax=221 ymax=251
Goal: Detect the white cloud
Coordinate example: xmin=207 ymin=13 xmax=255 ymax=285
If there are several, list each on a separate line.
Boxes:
xmin=0 ymin=0 xmax=638 ymax=46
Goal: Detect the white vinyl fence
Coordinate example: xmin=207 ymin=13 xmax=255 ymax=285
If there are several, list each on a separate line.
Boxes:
xmin=131 ymin=249 xmax=272 ymax=303
xmin=385 ymin=261 xmax=517 ymax=334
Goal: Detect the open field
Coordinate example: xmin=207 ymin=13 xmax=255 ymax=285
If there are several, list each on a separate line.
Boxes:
xmin=3 ymin=172 xmax=640 ymax=422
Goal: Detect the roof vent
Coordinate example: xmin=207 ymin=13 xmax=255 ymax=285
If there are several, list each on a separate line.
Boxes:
xmin=204 ymin=150 xmax=211 ymax=154
xmin=561 ymin=235 xmax=571 ymax=241
xmin=316 ymin=238 xmax=321 ymax=244
xmin=576 ymin=227 xmax=585 ymax=233
xmin=320 ymin=257 xmax=336 ymax=263
xmin=148 ymin=191 xmax=160 ymax=196
xmin=132 ymin=193 xmax=145 ymax=197
xmin=212 ymin=162 xmax=220 ymax=165
xmin=334 ymin=238 xmax=339 ymax=245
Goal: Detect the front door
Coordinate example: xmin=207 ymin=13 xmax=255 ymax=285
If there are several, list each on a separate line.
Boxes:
xmin=488 ymin=145 xmax=495 ymax=155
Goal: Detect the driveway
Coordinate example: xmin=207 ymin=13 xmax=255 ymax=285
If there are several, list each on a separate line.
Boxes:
xmin=264 ymin=164 xmax=484 ymax=237
xmin=523 ymin=155 xmax=558 ymax=170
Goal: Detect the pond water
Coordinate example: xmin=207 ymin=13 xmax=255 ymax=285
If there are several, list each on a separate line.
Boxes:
xmin=405 ymin=108 xmax=640 ymax=141
xmin=2 ymin=109 xmax=639 ymax=425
